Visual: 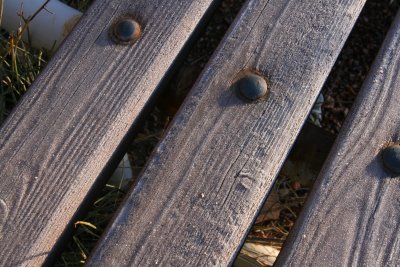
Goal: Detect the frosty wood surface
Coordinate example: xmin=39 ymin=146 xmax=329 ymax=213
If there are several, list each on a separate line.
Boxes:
xmin=277 ymin=10 xmax=400 ymax=267
xmin=0 ymin=0 xmax=220 ymax=265
xmin=87 ymin=0 xmax=366 ymax=265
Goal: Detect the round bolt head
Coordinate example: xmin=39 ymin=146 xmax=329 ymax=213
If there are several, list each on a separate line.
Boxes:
xmin=236 ymin=73 xmax=268 ymax=102
xmin=111 ymin=18 xmax=141 ymax=44
xmin=382 ymin=144 xmax=400 ymax=175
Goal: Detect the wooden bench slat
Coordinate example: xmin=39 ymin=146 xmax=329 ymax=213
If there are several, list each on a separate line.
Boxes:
xmin=86 ymin=0 xmax=366 ymax=265
xmin=0 ymin=0 xmax=220 ymax=265
xmin=276 ymin=9 xmax=400 ymax=266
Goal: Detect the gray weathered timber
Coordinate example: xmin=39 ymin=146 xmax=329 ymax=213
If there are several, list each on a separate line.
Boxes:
xmin=0 ymin=0 xmax=220 ymax=265
xmin=276 ymin=10 xmax=400 ymax=267
xmin=87 ymin=0 xmax=366 ymax=265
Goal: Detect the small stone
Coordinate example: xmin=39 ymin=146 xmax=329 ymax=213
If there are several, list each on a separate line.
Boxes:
xmin=291 ymin=181 xmax=301 ymax=191
xmin=382 ymin=144 xmax=400 ymax=175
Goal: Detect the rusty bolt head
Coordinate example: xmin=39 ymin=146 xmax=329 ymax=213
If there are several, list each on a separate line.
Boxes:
xmin=382 ymin=144 xmax=400 ymax=175
xmin=236 ymin=73 xmax=268 ymax=102
xmin=111 ymin=18 xmax=141 ymax=44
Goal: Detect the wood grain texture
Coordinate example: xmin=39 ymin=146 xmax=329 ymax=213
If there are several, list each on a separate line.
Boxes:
xmin=87 ymin=0 xmax=366 ymax=266
xmin=0 ymin=0 xmax=220 ymax=266
xmin=276 ymin=10 xmax=400 ymax=267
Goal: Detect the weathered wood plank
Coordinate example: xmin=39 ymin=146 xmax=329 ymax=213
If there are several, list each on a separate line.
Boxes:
xmin=0 ymin=0 xmax=221 ymax=265
xmin=87 ymin=0 xmax=366 ymax=265
xmin=276 ymin=9 xmax=400 ymax=267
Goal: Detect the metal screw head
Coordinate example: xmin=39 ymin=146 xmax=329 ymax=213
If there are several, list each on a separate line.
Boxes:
xmin=111 ymin=18 xmax=141 ymax=44
xmin=236 ymin=73 xmax=268 ymax=102
xmin=382 ymin=144 xmax=400 ymax=175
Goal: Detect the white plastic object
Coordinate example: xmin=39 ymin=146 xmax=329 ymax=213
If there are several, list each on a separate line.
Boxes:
xmin=1 ymin=0 xmax=82 ymax=50
xmin=108 ymin=154 xmax=134 ymax=190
